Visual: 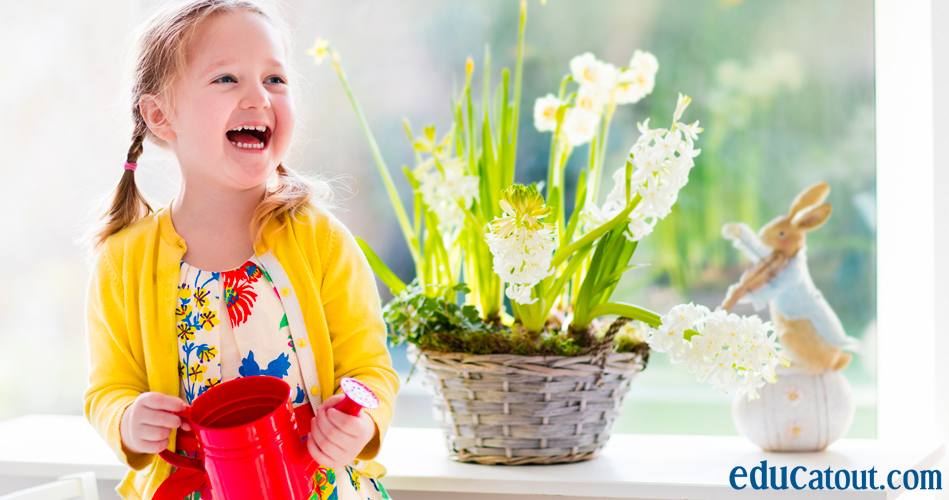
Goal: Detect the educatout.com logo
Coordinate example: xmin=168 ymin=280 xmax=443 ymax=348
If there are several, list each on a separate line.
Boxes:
xmin=730 ymin=461 xmax=943 ymax=491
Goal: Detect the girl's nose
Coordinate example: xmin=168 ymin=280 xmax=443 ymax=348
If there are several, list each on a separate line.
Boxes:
xmin=240 ymin=82 xmax=271 ymax=110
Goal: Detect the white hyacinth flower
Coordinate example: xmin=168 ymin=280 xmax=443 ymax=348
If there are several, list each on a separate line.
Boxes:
xmin=562 ymin=107 xmax=600 ymax=146
xmin=626 ymin=212 xmax=657 ymax=241
xmin=672 ymin=93 xmax=693 ymax=124
xmin=645 ymin=305 xmax=789 ymax=401
xmin=601 ymin=94 xmax=702 ymax=229
xmin=615 ymin=50 xmax=659 ymax=105
xmin=534 ymin=94 xmax=561 ymax=132
xmin=570 ymin=52 xmax=619 ymax=92
xmin=414 ymin=156 xmax=479 ymax=233
xmin=581 ymin=198 xmax=656 ymax=242
xmin=485 ymin=185 xmax=557 ymax=305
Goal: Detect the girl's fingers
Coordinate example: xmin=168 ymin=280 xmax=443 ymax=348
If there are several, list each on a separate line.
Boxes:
xmin=139 ymin=423 xmax=172 ymax=442
xmin=307 ymin=429 xmax=342 ymax=469
xmin=141 ymin=408 xmax=182 ymax=429
xmin=132 ymin=434 xmax=170 ymax=454
xmin=139 ymin=392 xmax=187 ymax=413
xmin=324 ymin=407 xmax=366 ymax=439
xmin=321 ymin=408 xmax=358 ymax=439
xmin=313 ymin=413 xmax=349 ymax=456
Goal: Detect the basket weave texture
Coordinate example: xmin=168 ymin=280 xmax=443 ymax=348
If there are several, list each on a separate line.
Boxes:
xmin=406 ymin=322 xmax=649 ymax=465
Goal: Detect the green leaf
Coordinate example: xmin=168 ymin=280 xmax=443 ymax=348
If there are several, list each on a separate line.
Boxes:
xmin=551 ymin=193 xmax=641 ymax=268
xmin=562 ymin=170 xmax=587 ymax=246
xmin=356 ymin=237 xmax=406 ymax=295
xmin=402 ymin=165 xmax=420 ymax=190
xmin=543 ymin=242 xmax=594 ymax=306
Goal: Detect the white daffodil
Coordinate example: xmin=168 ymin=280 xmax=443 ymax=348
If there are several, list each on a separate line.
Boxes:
xmin=615 ymin=50 xmax=659 ymax=105
xmin=533 ymin=94 xmax=561 ymax=132
xmin=562 ymin=107 xmax=600 ymax=146
xmin=415 ymin=157 xmax=479 ymax=233
xmin=576 ymin=84 xmax=610 ymax=115
xmin=485 ymin=185 xmax=557 ymax=305
xmin=305 ymin=38 xmax=330 ymax=66
xmin=629 ymin=50 xmax=659 ymax=79
xmin=570 ymin=52 xmax=619 ymax=92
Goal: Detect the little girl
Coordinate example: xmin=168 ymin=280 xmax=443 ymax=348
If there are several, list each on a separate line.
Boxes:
xmin=83 ymin=1 xmax=398 ymax=499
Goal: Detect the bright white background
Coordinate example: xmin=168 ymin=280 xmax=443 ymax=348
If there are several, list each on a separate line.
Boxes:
xmin=0 ymin=0 xmax=946 ymax=498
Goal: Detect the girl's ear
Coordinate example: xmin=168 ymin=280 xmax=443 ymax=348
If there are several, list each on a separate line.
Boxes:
xmin=791 ymin=203 xmax=833 ymax=232
xmin=139 ymin=94 xmax=176 ymax=142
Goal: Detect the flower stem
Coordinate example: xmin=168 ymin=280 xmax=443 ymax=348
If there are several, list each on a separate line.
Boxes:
xmin=587 ymin=302 xmax=661 ymax=328
xmin=589 ymin=99 xmax=617 ymax=205
xmin=332 ymin=58 xmax=420 ymax=267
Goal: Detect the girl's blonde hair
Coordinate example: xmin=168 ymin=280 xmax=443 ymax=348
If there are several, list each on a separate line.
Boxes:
xmin=91 ymin=0 xmax=331 ymax=250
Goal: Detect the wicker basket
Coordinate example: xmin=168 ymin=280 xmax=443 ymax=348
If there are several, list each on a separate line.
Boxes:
xmin=406 ymin=319 xmax=650 ymax=465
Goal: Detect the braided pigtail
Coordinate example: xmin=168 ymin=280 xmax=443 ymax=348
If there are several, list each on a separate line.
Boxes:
xmin=91 ymin=119 xmax=154 ymax=250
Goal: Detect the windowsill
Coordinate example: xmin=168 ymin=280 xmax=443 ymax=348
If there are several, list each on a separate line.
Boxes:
xmin=0 ymin=414 xmax=942 ymax=499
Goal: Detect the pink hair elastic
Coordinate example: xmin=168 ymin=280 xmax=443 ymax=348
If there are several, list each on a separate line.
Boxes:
xmin=124 ymin=162 xmax=138 ymax=172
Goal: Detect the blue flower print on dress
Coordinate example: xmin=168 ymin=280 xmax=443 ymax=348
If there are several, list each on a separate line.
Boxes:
xmin=238 ymin=350 xmax=292 ymax=379
xmin=293 ymin=385 xmax=305 ymax=404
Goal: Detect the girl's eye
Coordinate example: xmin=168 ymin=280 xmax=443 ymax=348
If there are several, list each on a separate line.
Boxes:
xmin=214 ymin=75 xmax=236 ymax=83
xmin=265 ymin=76 xmax=286 ymax=84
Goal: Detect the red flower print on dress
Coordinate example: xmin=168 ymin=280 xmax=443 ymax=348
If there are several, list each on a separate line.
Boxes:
xmin=241 ymin=262 xmax=263 ymax=283
xmin=223 ymin=263 xmax=260 ymax=328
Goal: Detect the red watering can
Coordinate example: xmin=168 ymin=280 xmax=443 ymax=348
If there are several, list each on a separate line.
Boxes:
xmin=155 ymin=376 xmax=379 ymax=500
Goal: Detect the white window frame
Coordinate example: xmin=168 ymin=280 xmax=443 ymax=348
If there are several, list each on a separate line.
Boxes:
xmin=876 ymin=0 xmax=946 ymax=449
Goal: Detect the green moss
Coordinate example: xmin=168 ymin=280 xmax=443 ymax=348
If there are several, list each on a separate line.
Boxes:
xmin=384 ymin=280 xmax=649 ymax=358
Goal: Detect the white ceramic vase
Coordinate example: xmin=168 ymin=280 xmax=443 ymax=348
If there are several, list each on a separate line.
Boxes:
xmin=732 ymin=366 xmax=855 ymax=451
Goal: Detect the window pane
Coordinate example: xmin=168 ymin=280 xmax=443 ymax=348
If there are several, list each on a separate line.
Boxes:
xmin=0 ymin=0 xmax=875 ymax=439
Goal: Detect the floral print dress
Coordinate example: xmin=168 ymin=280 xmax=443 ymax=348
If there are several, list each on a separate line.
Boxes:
xmin=174 ymin=255 xmax=391 ymax=500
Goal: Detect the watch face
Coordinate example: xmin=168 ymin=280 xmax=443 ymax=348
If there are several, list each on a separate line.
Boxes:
xmin=340 ymin=377 xmax=380 ymax=409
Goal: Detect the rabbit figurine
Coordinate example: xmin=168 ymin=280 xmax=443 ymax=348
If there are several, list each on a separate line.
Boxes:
xmin=720 ymin=182 xmax=860 ymax=374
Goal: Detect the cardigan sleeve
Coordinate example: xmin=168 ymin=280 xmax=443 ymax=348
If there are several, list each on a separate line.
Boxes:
xmin=82 ymin=247 xmax=152 ymax=471
xmin=320 ymin=215 xmax=400 ymax=461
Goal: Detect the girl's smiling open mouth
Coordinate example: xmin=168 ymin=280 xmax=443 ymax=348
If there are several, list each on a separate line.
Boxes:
xmin=226 ymin=124 xmax=272 ymax=150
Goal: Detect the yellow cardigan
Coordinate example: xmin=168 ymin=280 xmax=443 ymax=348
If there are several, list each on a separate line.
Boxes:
xmin=83 ymin=201 xmax=399 ymax=500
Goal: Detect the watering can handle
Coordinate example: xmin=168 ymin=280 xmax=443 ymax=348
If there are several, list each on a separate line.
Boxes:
xmin=157 ymin=407 xmax=205 ymax=472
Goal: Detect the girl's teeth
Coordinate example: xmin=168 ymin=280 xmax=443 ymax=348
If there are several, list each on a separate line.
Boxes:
xmin=231 ymin=141 xmax=264 ymax=149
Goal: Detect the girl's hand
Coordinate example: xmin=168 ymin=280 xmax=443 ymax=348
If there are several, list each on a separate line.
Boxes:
xmin=120 ymin=392 xmax=192 ymax=455
xmin=307 ymin=393 xmax=375 ymax=470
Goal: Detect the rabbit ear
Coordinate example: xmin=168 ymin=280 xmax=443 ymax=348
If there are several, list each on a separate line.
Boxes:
xmin=789 ymin=182 xmax=831 ymax=218
xmin=791 ymin=203 xmax=832 ymax=231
